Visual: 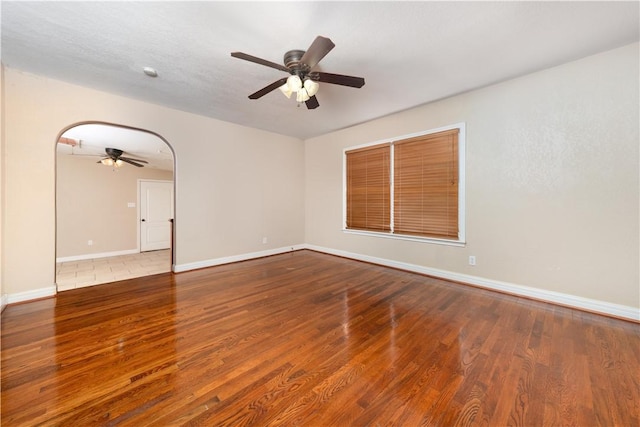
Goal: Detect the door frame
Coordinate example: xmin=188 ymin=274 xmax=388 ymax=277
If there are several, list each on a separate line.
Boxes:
xmin=137 ymin=179 xmax=174 ymax=254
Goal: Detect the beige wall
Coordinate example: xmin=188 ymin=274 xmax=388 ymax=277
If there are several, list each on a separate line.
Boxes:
xmin=56 ymin=154 xmax=173 ymax=258
xmin=1 ymin=64 xmax=6 ymax=308
xmin=3 ymin=68 xmax=305 ymax=295
xmin=305 ymin=43 xmax=639 ymax=308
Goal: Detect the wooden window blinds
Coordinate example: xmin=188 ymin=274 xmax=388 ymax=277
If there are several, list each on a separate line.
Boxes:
xmin=394 ymin=129 xmax=459 ymax=239
xmin=346 ymin=128 xmax=460 ymax=240
xmin=345 ymin=144 xmax=391 ymax=232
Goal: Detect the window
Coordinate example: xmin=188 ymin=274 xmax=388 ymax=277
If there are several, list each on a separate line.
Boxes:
xmin=344 ymin=124 xmax=464 ymax=244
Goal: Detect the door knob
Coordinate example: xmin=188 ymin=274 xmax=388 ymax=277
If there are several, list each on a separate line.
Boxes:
xmin=141 ymin=219 xmax=146 ymax=222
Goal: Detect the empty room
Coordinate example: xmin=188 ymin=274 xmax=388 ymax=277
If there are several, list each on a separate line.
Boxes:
xmin=1 ymin=2 xmax=638 ymax=426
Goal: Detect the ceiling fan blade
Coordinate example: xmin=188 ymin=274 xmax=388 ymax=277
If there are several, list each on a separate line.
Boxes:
xmin=314 ymin=72 xmax=365 ymax=88
xmin=231 ymin=52 xmax=290 ymax=73
xmin=58 ymin=137 xmax=79 ymax=146
xmin=305 ymin=95 xmax=319 ymax=110
xmin=300 ymin=36 xmax=335 ymax=70
xmin=120 ymin=156 xmax=148 ymax=164
xmin=119 ymin=158 xmax=145 ymax=167
xmin=248 ymin=77 xmax=288 ymax=99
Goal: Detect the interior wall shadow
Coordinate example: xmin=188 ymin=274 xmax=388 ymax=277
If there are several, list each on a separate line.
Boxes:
xmin=55 ymin=122 xmax=175 ymax=292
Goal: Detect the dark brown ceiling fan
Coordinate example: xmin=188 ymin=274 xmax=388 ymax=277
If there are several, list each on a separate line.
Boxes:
xmin=231 ymin=36 xmax=365 ymax=109
xmin=98 ymin=147 xmax=148 ymax=168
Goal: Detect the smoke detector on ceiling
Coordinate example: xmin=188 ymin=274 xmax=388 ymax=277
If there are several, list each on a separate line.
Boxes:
xmin=143 ymin=67 xmax=158 ymax=78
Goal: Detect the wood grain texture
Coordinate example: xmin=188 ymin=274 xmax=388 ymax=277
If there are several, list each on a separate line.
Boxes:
xmin=2 ymin=250 xmax=639 ymax=426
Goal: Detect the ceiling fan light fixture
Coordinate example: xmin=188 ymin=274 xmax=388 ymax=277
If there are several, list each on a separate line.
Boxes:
xmin=279 ymin=83 xmax=292 ymax=99
xmin=101 ymin=158 xmax=114 ymax=166
xmin=296 ymin=89 xmax=310 ymax=103
xmin=287 ymin=75 xmax=302 ymax=92
xmin=303 ymin=78 xmax=319 ymax=97
xmin=115 ymin=159 xmax=124 ymax=167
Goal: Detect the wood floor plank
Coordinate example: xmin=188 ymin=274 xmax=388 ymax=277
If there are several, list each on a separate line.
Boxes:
xmin=2 ymin=250 xmax=639 ymax=426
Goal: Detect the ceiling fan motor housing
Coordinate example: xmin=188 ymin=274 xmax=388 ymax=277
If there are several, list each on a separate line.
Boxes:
xmin=284 ymin=50 xmax=309 ymax=76
xmin=105 ymin=147 xmax=124 ymax=159
xmin=100 ymin=147 xmax=148 ymax=167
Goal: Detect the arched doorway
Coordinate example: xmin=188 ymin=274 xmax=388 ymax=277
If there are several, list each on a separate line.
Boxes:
xmin=55 ymin=122 xmax=175 ymax=291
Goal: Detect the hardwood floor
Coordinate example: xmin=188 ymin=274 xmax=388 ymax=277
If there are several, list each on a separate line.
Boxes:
xmin=2 ymin=250 xmax=638 ymax=426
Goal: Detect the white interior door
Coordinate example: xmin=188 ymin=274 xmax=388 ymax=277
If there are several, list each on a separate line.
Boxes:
xmin=140 ymin=180 xmax=173 ymax=252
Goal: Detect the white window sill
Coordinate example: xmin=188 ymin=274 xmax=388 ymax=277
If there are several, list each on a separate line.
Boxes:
xmin=342 ymin=228 xmax=466 ymax=247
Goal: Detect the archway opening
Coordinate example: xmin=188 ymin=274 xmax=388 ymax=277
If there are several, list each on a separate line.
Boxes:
xmin=55 ymin=122 xmax=175 ymax=291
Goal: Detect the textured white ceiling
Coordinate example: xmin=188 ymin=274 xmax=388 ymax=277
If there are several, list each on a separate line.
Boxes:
xmin=2 ymin=1 xmax=639 ymax=140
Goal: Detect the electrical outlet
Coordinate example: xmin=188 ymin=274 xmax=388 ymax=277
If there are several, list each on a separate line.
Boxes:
xmin=469 ymin=255 xmax=476 ymax=266
xmin=88 ymin=240 xmax=93 ymax=246
xmin=262 ymin=237 xmax=268 ymax=244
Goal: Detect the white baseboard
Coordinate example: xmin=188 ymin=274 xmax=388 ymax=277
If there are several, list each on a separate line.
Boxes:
xmin=7 ymin=286 xmax=57 ymax=305
xmin=17 ymin=244 xmax=637 ymax=322
xmin=173 ymin=244 xmax=306 ymax=273
xmin=56 ymin=249 xmax=139 ymax=263
xmin=1 ymin=293 xmax=8 ymax=312
xmin=304 ymin=244 xmax=640 ymax=322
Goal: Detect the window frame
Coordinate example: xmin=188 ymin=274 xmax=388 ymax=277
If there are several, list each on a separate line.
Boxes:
xmin=342 ymin=123 xmax=466 ymax=247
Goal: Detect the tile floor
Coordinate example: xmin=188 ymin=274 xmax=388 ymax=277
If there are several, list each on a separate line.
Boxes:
xmin=56 ymin=249 xmax=172 ymax=291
